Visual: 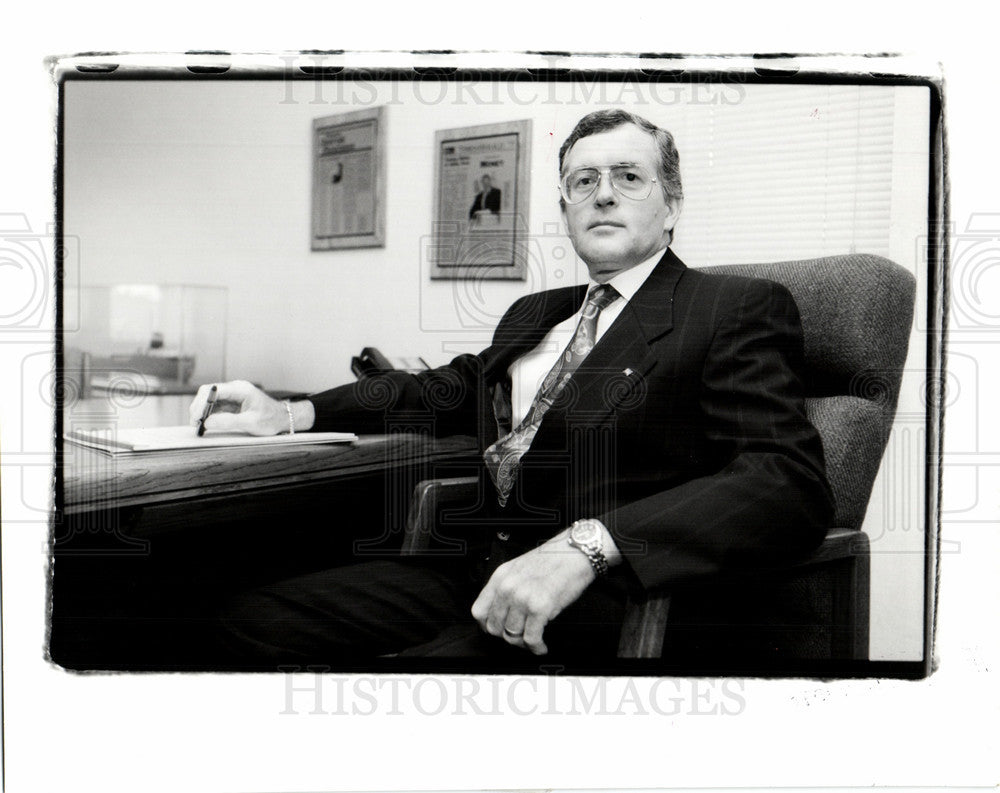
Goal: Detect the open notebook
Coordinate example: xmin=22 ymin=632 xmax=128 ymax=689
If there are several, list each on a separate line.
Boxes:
xmin=65 ymin=426 xmax=357 ymax=455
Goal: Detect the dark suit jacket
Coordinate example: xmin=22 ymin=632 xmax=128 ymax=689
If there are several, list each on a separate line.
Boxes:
xmin=310 ymin=249 xmax=834 ymax=595
xmin=469 ymin=187 xmax=501 ymax=218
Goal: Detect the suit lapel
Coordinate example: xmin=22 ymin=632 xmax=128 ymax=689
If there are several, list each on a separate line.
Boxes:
xmin=488 ymin=250 xmax=687 ymax=439
xmin=619 ymin=247 xmax=686 ymax=345
xmin=555 ymin=249 xmax=687 ymax=416
xmin=490 ymin=284 xmax=587 ymax=371
xmin=483 ymin=283 xmax=587 ymax=445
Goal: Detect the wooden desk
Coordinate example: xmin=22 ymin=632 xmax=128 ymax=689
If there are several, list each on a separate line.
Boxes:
xmin=63 ymin=433 xmax=480 ymax=515
xmin=62 ymin=393 xmax=479 ymax=519
xmin=53 ymin=397 xmax=480 ymax=669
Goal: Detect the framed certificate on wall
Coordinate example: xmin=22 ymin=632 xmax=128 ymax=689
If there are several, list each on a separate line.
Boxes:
xmin=311 ymin=105 xmax=386 ymax=250
xmin=430 ymin=118 xmax=532 ymax=280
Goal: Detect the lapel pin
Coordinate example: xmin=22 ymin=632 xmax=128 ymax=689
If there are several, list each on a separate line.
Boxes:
xmin=623 ymin=368 xmax=634 ymax=377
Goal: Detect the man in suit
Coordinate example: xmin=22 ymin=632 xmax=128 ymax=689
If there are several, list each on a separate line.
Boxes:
xmin=469 ymin=173 xmax=502 ymax=221
xmin=195 ymin=110 xmax=833 ymax=665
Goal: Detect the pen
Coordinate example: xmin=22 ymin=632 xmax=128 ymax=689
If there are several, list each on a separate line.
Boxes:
xmin=197 ymin=384 xmax=218 ymax=437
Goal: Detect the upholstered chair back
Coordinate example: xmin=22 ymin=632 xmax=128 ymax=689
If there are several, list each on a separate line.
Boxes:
xmin=705 ymin=255 xmax=916 ymax=529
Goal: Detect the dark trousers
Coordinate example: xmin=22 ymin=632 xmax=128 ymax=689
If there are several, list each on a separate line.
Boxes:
xmin=219 ymin=534 xmax=629 ymax=669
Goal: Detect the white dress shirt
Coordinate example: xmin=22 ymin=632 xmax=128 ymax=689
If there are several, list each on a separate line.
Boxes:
xmin=508 ymin=249 xmax=667 ymax=425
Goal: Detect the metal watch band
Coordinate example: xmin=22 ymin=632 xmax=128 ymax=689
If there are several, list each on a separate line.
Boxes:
xmin=570 ymin=519 xmax=609 ymax=577
xmin=584 ymin=546 xmax=609 ymax=577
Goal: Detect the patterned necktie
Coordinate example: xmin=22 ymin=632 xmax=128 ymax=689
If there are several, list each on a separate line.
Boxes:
xmin=484 ymin=283 xmax=621 ymax=507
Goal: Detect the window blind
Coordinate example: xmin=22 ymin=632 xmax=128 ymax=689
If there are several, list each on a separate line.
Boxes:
xmin=672 ymin=85 xmax=897 ymax=267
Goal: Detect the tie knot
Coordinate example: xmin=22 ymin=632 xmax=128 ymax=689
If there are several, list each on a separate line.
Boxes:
xmin=587 ymin=284 xmax=620 ymax=312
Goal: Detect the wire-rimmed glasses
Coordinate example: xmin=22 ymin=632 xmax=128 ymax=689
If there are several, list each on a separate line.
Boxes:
xmin=559 ymin=165 xmax=658 ymax=204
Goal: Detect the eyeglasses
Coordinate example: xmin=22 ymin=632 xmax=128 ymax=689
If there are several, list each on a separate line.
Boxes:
xmin=559 ymin=165 xmax=658 ymax=204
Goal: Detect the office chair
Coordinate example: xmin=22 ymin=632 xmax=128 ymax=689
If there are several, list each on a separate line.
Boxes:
xmin=403 ymin=254 xmax=916 ymax=660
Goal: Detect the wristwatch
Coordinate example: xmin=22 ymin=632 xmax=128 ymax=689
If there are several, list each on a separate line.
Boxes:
xmin=568 ymin=518 xmax=609 ymax=577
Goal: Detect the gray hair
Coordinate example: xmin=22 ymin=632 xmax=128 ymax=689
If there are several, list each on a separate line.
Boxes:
xmin=558 ymin=109 xmax=683 ymax=202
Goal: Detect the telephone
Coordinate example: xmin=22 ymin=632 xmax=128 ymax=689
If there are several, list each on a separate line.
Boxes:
xmin=351 ymin=347 xmax=430 ymax=379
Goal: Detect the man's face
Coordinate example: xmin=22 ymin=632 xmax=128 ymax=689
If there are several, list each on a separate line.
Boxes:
xmin=561 ymin=123 xmax=682 ymax=283
xmin=481 ymin=176 xmax=491 ymax=190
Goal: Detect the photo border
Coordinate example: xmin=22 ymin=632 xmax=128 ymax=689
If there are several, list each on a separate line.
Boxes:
xmin=48 ymin=55 xmax=946 ymax=681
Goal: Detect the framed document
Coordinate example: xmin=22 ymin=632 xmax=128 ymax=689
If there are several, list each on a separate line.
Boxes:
xmin=430 ymin=119 xmax=531 ymax=280
xmin=311 ymin=106 xmax=386 ymax=250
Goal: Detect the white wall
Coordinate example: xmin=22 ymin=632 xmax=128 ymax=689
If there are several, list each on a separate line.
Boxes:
xmin=63 ymin=78 xmax=931 ymax=660
xmin=863 ymin=85 xmax=931 ymax=659
xmin=65 ymin=79 xmax=589 ymax=390
xmin=65 ymin=80 xmax=924 ymax=383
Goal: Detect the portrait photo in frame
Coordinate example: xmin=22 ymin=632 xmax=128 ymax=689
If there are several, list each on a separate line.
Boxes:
xmin=430 ymin=118 xmax=531 ymax=280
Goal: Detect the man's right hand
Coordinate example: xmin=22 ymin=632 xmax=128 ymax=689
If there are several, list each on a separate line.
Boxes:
xmin=187 ymin=380 xmax=315 ymax=436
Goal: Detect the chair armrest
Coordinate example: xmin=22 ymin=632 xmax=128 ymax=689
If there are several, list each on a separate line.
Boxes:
xmin=618 ymin=594 xmax=672 ymax=658
xmin=801 ymin=527 xmax=870 ymax=659
xmin=618 ymin=527 xmax=870 ymax=659
xmin=402 ymin=476 xmax=479 ymax=555
xmin=404 ymin=478 xmax=871 ymax=661
xmin=793 ymin=527 xmax=869 ymax=567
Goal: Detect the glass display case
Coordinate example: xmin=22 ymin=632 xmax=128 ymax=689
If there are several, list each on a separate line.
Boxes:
xmin=64 ymin=284 xmax=227 ymax=398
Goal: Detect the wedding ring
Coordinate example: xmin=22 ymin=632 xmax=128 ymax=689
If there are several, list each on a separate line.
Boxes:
xmin=503 ymin=627 xmax=524 ymax=638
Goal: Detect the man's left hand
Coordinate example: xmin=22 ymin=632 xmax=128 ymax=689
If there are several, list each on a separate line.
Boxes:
xmin=470 ymin=530 xmax=597 ymax=656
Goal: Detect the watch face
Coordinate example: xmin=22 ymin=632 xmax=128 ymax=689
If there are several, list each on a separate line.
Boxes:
xmin=571 ymin=520 xmax=600 ymax=546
